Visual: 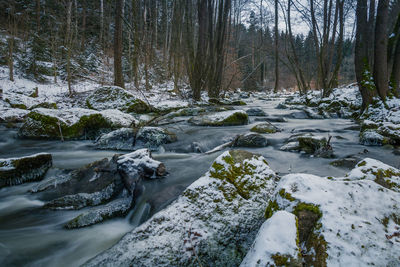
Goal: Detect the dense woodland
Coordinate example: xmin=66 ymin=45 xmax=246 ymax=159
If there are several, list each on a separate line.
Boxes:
xmin=0 ymin=0 xmax=399 ymax=106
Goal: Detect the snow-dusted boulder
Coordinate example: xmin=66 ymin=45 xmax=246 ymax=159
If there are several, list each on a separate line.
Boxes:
xmin=250 ymin=122 xmax=279 ymax=134
xmin=95 ymin=127 xmax=177 ymax=151
xmin=359 ymin=130 xmax=387 ymax=146
xmin=240 ymin=211 xmax=301 ymax=267
xmin=0 ymin=108 xmax=29 ymax=123
xmin=86 ymin=86 xmax=151 ymax=113
xmin=0 ymin=153 xmax=52 ymax=188
xmin=264 ymin=158 xmax=400 ymax=266
xmin=233 ymin=133 xmax=268 ymax=147
xmin=189 ymin=110 xmax=249 ymax=126
xmin=84 ymin=150 xmax=276 ymax=266
xmin=18 ymin=108 xmax=137 ymax=140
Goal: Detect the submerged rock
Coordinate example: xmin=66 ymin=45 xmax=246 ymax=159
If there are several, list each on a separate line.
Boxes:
xmin=189 ymin=110 xmax=248 ymax=126
xmin=250 ymin=122 xmax=279 ymax=134
xmin=95 ymin=127 xmax=177 ymax=151
xmin=246 ymin=108 xmax=266 ymax=116
xmin=18 ymin=108 xmax=136 ymax=140
xmin=255 ymin=116 xmax=288 ymax=123
xmin=84 ymin=150 xmax=276 ymax=266
xmin=330 ymin=156 xmax=360 ymax=169
xmin=86 ymin=86 xmax=151 ymax=113
xmin=0 ymin=153 xmax=52 ymax=188
xmin=65 ymin=193 xmax=133 ymax=229
xmin=233 ymin=133 xmax=268 ymax=147
xmin=359 ymin=130 xmax=387 ymax=146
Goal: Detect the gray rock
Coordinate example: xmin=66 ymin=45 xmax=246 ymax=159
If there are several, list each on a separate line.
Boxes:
xmin=359 ymin=130 xmax=385 ymax=146
xmin=65 ymin=193 xmax=133 ymax=229
xmin=246 ymin=108 xmax=266 ymax=116
xmin=288 ymin=111 xmax=309 ymax=119
xmin=330 ymin=157 xmax=360 ymax=169
xmin=0 ymin=153 xmax=52 ymax=188
xmin=233 ymin=133 xmax=268 ymax=147
xmin=95 ymin=128 xmax=135 ymax=150
xmin=136 ymin=127 xmax=177 ymax=150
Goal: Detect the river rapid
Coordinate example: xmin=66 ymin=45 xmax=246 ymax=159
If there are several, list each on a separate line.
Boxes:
xmin=0 ymin=97 xmax=399 ymax=266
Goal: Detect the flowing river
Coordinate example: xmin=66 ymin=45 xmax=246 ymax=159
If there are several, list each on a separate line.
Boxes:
xmin=1 ymin=97 xmax=399 ymax=266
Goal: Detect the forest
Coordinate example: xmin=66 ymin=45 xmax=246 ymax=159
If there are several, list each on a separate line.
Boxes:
xmin=0 ymin=0 xmax=400 ymax=266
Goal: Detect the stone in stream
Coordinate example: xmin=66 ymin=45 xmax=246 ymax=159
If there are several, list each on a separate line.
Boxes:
xmin=86 ymin=86 xmax=151 ymax=113
xmin=94 ymin=127 xmax=176 ymax=151
xmin=19 ymin=108 xmax=137 ymax=140
xmin=246 ymin=108 xmax=266 ymax=116
xmin=83 ymin=150 xmax=277 ymax=266
xmin=254 ymin=116 xmax=288 ymax=123
xmin=330 ymin=156 xmax=361 ymax=169
xmin=65 ymin=192 xmax=133 ymax=229
xmin=0 ymin=153 xmax=52 ymax=188
xmin=233 ymin=133 xmax=268 ymax=147
xmin=280 ymin=133 xmax=333 ymax=158
xmin=188 ymin=110 xmax=248 ymax=126
xmin=359 ymin=130 xmax=388 ymax=146
xmin=250 ymin=122 xmax=280 ymax=134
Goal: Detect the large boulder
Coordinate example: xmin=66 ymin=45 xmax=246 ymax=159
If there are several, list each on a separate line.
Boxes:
xmin=18 ymin=108 xmax=137 ymax=140
xmin=83 ymin=150 xmax=277 ymax=266
xmin=0 ymin=153 xmax=52 ymax=188
xmin=86 ymin=86 xmax=151 ymax=113
xmin=263 ymin=158 xmax=400 ymax=266
xmin=189 ymin=110 xmax=248 ymax=126
xmin=94 ymin=127 xmax=177 ymax=151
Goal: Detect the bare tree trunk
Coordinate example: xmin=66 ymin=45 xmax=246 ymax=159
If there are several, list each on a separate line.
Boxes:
xmin=36 ymin=0 xmax=40 ymax=32
xmin=81 ymin=0 xmax=86 ymax=51
xmin=373 ymin=0 xmax=389 ymax=101
xmin=114 ymin=0 xmax=125 ymax=88
xmin=66 ymin=0 xmax=73 ymax=95
xmin=100 ymin=0 xmax=104 ymax=49
xmin=390 ymin=14 xmax=400 ymax=97
xmin=355 ymin=0 xmax=373 ymax=110
xmin=274 ymin=0 xmax=279 ymax=93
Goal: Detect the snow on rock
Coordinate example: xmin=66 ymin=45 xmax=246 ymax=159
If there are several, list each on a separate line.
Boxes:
xmin=117 ymin=149 xmax=166 ymax=180
xmin=345 ymin=158 xmax=400 ymax=192
xmin=240 ymin=211 xmax=301 ymax=267
xmin=0 ymin=107 xmax=29 ymax=122
xmin=86 ymin=86 xmax=151 ymax=113
xmin=95 ymin=127 xmax=176 ymax=151
xmin=83 ymin=150 xmax=276 ymax=267
xmin=189 ymin=110 xmax=249 ymax=126
xmin=18 ymin=108 xmax=136 ymax=140
xmin=280 ymin=133 xmax=332 ymax=157
xmin=0 ymin=153 xmax=52 ymax=188
xmin=265 ymin=158 xmax=400 ymax=266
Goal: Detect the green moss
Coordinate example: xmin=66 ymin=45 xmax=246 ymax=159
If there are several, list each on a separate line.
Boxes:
xmin=373 ymin=168 xmax=400 ymax=190
xmin=293 ymin=203 xmax=322 ymax=219
xmin=126 ymin=99 xmax=152 ymax=114
xmin=279 ymin=188 xmax=296 ymax=202
xmin=265 ymin=200 xmax=279 ymax=219
xmin=217 ymin=112 xmax=248 ymax=126
xmin=271 ymin=254 xmax=289 ymax=266
xmin=209 ymin=150 xmax=269 ymax=201
xmin=31 ymin=102 xmax=58 ymax=110
xmin=231 ymin=100 xmax=247 ymax=106
xmin=250 ymin=124 xmax=277 ymax=134
xmin=303 ymin=232 xmax=328 ymax=267
xmin=357 ymin=161 xmax=367 ymax=167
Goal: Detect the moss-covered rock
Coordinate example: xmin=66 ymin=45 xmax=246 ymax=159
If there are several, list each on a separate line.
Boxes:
xmin=250 ymin=122 xmax=279 ymax=134
xmin=18 ymin=108 xmax=136 ymax=140
xmin=0 ymin=153 xmax=52 ymax=188
xmin=86 ymin=86 xmax=152 ymax=113
xmin=30 ymin=102 xmax=58 ymax=110
xmin=189 ymin=110 xmax=249 ymax=126
xmin=83 ymin=150 xmax=276 ymax=266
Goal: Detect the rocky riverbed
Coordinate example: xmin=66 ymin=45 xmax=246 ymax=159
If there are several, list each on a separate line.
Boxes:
xmin=0 ymin=87 xmax=399 ymax=266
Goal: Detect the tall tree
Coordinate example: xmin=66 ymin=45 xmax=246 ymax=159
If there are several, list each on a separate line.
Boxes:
xmin=114 ymin=0 xmax=125 ymax=88
xmin=373 ymin=0 xmax=389 ymax=101
xmin=274 ymin=0 xmax=279 ymax=93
